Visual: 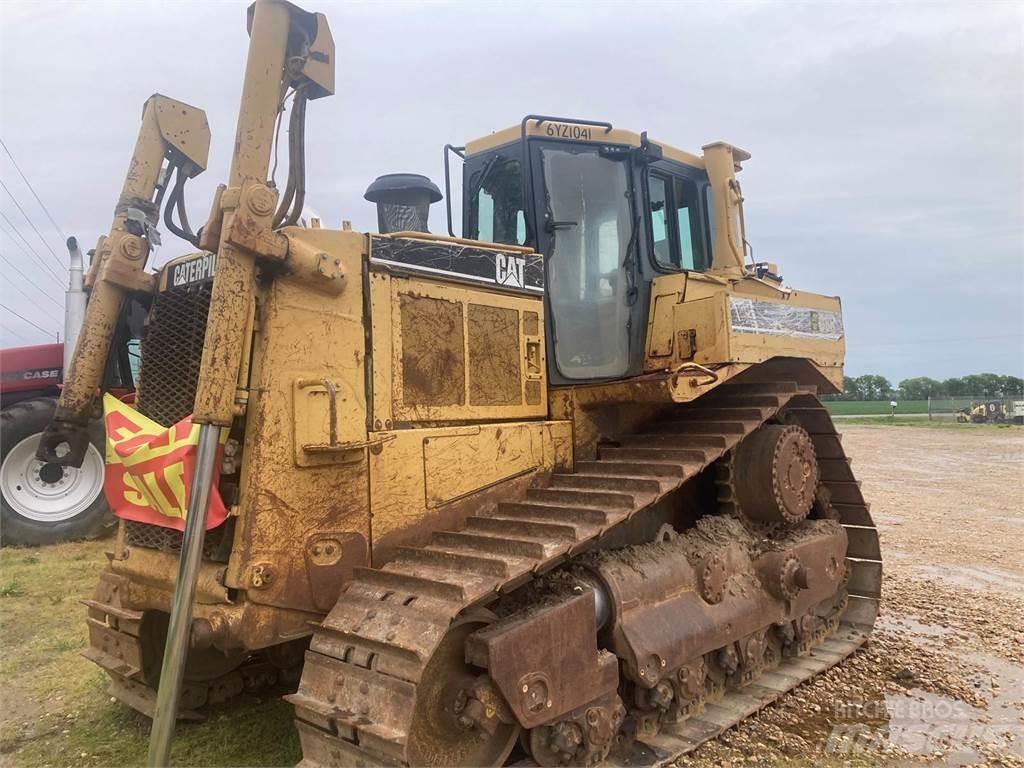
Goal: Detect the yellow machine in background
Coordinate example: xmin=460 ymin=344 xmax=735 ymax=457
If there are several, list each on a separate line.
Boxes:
xmin=39 ymin=1 xmax=880 ymax=765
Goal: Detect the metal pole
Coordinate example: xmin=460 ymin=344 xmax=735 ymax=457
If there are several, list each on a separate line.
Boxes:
xmin=63 ymin=237 xmax=86 ymax=375
xmin=146 ymin=423 xmax=220 ymax=767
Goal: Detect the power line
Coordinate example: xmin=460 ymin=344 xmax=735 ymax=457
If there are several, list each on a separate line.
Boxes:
xmin=0 ymin=211 xmax=65 ymax=285
xmin=0 ymin=251 xmax=63 ymax=311
xmin=1 ymin=266 xmax=62 ymax=315
xmin=0 ymin=138 xmax=67 ymax=241
xmin=0 ymin=300 xmax=57 ymax=337
xmin=0 ymin=178 xmax=65 ymax=271
xmin=0 ymin=323 xmax=31 ymax=345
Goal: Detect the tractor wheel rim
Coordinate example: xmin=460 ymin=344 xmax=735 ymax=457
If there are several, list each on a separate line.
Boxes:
xmin=1 ymin=432 xmax=105 ymax=523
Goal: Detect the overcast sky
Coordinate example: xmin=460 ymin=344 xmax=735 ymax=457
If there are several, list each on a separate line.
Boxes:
xmin=1 ymin=0 xmax=1021 ymax=384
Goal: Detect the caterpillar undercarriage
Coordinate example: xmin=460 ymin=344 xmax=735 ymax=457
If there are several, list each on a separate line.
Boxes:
xmin=289 ymin=385 xmax=880 ymax=767
xmin=38 ymin=0 xmax=882 ymax=765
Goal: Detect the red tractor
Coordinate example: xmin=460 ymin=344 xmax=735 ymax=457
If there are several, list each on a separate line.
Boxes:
xmin=0 ymin=237 xmax=135 ymax=545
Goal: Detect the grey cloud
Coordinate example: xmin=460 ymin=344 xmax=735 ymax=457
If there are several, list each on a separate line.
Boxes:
xmin=1 ymin=0 xmax=1020 ymax=381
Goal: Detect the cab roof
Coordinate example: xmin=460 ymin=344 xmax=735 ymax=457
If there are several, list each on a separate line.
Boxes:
xmin=463 ymin=117 xmax=751 ymax=172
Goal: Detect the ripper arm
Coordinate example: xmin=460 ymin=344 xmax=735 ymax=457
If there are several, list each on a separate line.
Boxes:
xmin=36 ymin=94 xmax=210 ymax=465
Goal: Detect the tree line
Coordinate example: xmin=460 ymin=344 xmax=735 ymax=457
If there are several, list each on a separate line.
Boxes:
xmin=828 ymin=373 xmax=1024 ymax=401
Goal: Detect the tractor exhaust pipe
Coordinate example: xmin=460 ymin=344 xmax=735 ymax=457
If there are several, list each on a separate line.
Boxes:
xmin=63 ymin=237 xmax=86 ymax=375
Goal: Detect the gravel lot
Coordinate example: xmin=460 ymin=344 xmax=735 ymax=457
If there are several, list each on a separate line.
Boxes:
xmin=689 ymin=424 xmax=1024 ymax=767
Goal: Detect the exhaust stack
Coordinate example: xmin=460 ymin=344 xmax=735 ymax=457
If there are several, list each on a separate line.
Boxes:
xmin=63 ymin=237 xmax=86 ymax=375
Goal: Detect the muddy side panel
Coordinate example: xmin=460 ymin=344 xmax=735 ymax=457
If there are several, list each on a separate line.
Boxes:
xmin=225 ymin=230 xmax=371 ymax=618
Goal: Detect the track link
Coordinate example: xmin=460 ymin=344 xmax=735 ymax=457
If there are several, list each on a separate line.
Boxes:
xmin=289 ymin=382 xmax=882 ymax=767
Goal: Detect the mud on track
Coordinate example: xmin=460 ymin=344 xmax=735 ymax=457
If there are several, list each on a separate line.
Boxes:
xmin=687 ymin=424 xmax=1024 ymax=767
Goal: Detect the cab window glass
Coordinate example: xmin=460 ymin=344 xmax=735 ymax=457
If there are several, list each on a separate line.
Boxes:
xmin=469 ymin=156 xmax=527 ymax=246
xmin=647 ymin=172 xmax=707 ymax=271
xmin=648 ymin=176 xmax=672 ymax=267
xmin=673 ymin=178 xmax=699 ymax=270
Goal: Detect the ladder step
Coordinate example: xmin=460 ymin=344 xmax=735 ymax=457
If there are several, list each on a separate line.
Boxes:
xmin=431 ymin=530 xmax=547 ymax=560
xmin=818 ymin=459 xmax=855 ymax=482
xmin=576 ymin=460 xmax=685 ymax=478
xmin=465 ymin=516 xmax=579 ymax=542
xmin=352 ymin=567 xmax=466 ymax=603
xmin=783 ymin=407 xmax=837 ymax=434
xmin=719 ymin=381 xmax=798 ymax=395
xmin=650 ymin=420 xmax=751 ymax=435
xmin=826 ymin=481 xmax=864 ymax=505
xmin=671 ymin=407 xmax=768 ymax=422
xmin=811 ymin=434 xmax=844 ymax=459
xmin=598 ymin=446 xmax=707 ymax=465
xmin=619 ymin=433 xmax=728 ymax=449
xmin=393 ymin=547 xmax=509 ymax=578
xmin=526 ymin=487 xmax=635 ymax=510
xmin=705 ymin=394 xmax=784 ymax=408
xmin=549 ymin=473 xmax=663 ymax=494
xmin=496 ymin=502 xmax=609 ymax=525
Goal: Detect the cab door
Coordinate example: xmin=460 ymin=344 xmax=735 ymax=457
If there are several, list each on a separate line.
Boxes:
xmin=646 ymin=170 xmax=711 ymax=273
xmin=642 ymin=166 xmax=714 ymax=369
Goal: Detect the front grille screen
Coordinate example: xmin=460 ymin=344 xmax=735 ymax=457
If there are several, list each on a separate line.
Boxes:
xmin=135 ymin=282 xmax=212 ymax=427
xmin=124 ymin=519 xmax=233 ymax=562
xmin=127 ymin=280 xmax=226 ymax=559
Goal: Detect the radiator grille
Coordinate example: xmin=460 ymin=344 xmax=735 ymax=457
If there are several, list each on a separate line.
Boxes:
xmin=135 ymin=282 xmax=212 ymax=427
xmin=124 ymin=519 xmax=233 ymax=563
xmin=128 ymin=280 xmax=227 ymax=559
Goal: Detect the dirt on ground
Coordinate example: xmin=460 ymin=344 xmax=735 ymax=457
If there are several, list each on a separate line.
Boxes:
xmin=687 ymin=424 xmax=1024 ymax=767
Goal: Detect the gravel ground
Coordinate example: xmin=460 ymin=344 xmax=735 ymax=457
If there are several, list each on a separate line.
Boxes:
xmin=686 ymin=424 xmax=1024 ymax=767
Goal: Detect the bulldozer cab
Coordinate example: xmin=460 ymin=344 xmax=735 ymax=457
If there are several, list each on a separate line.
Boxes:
xmin=456 ymin=118 xmax=717 ymax=385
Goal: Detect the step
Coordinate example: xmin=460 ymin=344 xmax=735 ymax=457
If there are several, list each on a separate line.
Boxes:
xmin=818 ymin=459 xmax=855 ymax=483
xmin=430 ymin=530 xmax=547 ymax=560
xmin=782 ymin=407 xmax=836 ymax=435
xmin=352 ymin=567 xmax=466 ymax=603
xmin=670 ymin=407 xmax=768 ymax=423
xmin=576 ymin=460 xmax=685 ymax=478
xmin=464 ymin=515 xmax=579 ymax=542
xmin=549 ymin=473 xmax=663 ymax=494
xmin=392 ymin=546 xmax=509 ymax=578
xmin=717 ymin=381 xmax=798 ymax=395
xmin=811 ymin=434 xmax=844 ymax=459
xmin=598 ymin=445 xmax=707 ymax=465
xmin=496 ymin=501 xmax=609 ymax=525
xmin=526 ymin=487 xmax=635 ymax=510
xmin=825 ymin=481 xmax=864 ymax=505
xmin=704 ymin=393 xmax=785 ymax=408
xmin=649 ymin=420 xmax=751 ymax=435
xmin=618 ymin=433 xmax=729 ymax=449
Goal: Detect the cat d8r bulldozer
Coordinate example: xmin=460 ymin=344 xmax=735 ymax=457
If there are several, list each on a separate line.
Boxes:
xmin=38 ymin=1 xmax=881 ymax=765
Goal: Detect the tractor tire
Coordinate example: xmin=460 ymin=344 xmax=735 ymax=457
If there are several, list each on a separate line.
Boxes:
xmin=0 ymin=397 xmax=114 ymax=546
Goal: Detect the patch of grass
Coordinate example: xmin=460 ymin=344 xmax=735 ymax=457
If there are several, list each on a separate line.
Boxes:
xmin=0 ymin=540 xmax=301 ymax=767
xmin=825 ymin=399 xmax=930 ymax=416
xmin=838 ymin=417 xmax=1022 ymax=428
xmin=0 ymin=578 xmax=22 ymax=597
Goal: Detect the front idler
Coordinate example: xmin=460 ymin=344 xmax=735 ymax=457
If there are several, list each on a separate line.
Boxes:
xmin=733 ymin=423 xmax=819 ymax=525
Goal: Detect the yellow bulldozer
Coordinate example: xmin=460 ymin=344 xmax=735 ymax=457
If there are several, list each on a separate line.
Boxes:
xmin=38 ymin=1 xmax=881 ymax=765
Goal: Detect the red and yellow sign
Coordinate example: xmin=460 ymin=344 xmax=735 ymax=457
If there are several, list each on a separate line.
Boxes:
xmin=103 ymin=394 xmax=229 ymax=531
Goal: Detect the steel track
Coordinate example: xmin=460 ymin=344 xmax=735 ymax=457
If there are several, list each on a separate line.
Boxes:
xmin=288 ymin=381 xmax=882 ymax=767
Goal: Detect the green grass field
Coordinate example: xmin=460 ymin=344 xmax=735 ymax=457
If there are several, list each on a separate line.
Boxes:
xmin=0 ymin=541 xmax=299 ymax=767
xmin=824 ymin=400 xmax=930 ymax=416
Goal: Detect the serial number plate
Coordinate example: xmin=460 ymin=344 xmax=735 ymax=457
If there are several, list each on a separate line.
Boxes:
xmin=169 ymin=252 xmax=217 ymax=288
xmin=543 ymin=122 xmax=594 ymax=140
